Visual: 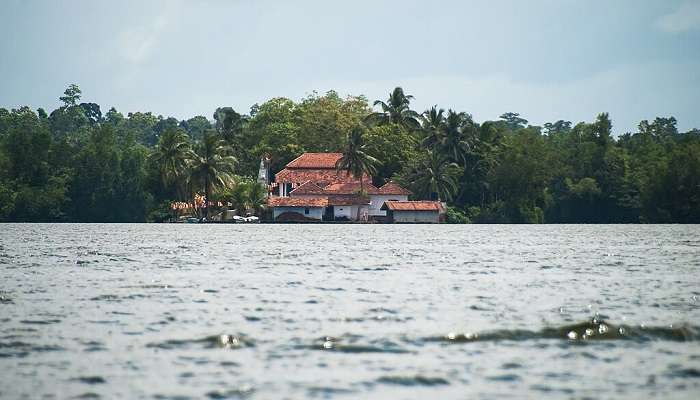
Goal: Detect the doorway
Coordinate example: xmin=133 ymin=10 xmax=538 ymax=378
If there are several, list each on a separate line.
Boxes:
xmin=323 ymin=206 xmax=335 ymax=221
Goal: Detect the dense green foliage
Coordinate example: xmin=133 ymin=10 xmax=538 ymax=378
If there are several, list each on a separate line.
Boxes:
xmin=1 ymin=85 xmax=698 ymax=222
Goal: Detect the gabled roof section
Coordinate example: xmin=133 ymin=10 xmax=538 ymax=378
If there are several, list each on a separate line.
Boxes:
xmin=289 ymin=180 xmax=325 ymax=195
xmin=268 ymin=196 xmax=328 ymax=208
xmin=275 ymin=169 xmax=369 ymax=185
xmin=376 ymin=181 xmax=412 ymax=195
xmin=323 ymin=182 xmax=381 ymax=195
xmin=285 ymin=153 xmax=343 ymax=169
xmin=381 ymin=201 xmax=442 ymax=211
xmin=275 ymin=153 xmax=374 ymax=185
xmin=276 ymin=169 xmax=360 ymax=185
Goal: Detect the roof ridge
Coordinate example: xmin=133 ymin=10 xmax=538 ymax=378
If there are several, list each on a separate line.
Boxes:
xmin=376 ymin=181 xmax=412 ymax=195
xmin=285 ymin=153 xmax=345 ymax=169
xmin=285 ymin=153 xmax=306 ymax=167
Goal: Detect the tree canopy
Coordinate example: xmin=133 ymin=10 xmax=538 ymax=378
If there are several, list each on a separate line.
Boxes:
xmin=0 ymin=84 xmax=698 ymax=223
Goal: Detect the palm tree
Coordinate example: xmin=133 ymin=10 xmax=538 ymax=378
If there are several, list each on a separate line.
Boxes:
xmin=440 ymin=110 xmax=473 ymax=165
xmin=403 ymin=150 xmax=461 ymax=201
xmin=365 ymin=87 xmax=421 ymax=130
xmin=229 ymin=181 xmax=249 ymax=214
xmin=335 ymin=126 xmax=380 ymax=194
xmin=421 ymin=106 xmax=445 ymax=150
xmin=214 ymin=107 xmax=248 ymax=144
xmin=188 ymin=132 xmax=236 ymax=219
xmin=458 ymin=123 xmax=501 ymax=206
xmin=228 ymin=178 xmax=267 ymax=216
xmin=149 ymin=128 xmax=193 ymax=200
xmin=246 ymin=181 xmax=268 ymax=216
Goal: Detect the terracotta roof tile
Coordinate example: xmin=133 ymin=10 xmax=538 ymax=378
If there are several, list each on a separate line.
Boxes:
xmin=275 ymin=153 xmax=382 ymax=186
xmin=268 ymin=196 xmax=328 ymax=207
xmin=323 ymin=182 xmax=381 ymax=195
xmin=381 ymin=201 xmax=442 ymax=211
xmin=275 ymin=169 xmax=366 ymax=185
xmin=377 ymin=181 xmax=412 ymax=195
xmin=289 ymin=181 xmax=325 ymax=195
xmin=285 ymin=153 xmax=343 ymax=169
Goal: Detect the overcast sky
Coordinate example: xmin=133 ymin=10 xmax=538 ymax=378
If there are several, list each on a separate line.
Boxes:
xmin=1 ymin=0 xmax=699 ymax=133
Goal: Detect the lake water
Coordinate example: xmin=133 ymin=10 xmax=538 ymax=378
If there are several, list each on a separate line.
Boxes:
xmin=1 ymin=224 xmax=699 ymax=399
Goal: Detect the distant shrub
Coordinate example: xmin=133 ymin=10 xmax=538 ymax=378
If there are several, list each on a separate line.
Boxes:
xmin=147 ymin=200 xmax=175 ymax=223
xmin=471 ymin=202 xmax=510 ymax=223
xmin=445 ymin=206 xmax=470 ymax=224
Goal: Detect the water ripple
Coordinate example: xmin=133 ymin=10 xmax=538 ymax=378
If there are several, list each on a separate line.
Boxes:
xmin=421 ymin=318 xmax=700 ymax=344
xmin=147 ymin=334 xmax=253 ymax=350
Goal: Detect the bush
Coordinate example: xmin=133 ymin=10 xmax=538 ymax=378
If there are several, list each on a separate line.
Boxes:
xmin=147 ymin=200 xmax=175 ymax=222
xmin=471 ymin=201 xmax=510 ymax=223
xmin=518 ymin=205 xmax=544 ymax=224
xmin=445 ymin=206 xmax=470 ymax=224
xmin=0 ymin=182 xmax=16 ymax=221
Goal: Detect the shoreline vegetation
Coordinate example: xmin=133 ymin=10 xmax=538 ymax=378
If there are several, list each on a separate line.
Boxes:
xmin=1 ymin=84 xmax=698 ymax=223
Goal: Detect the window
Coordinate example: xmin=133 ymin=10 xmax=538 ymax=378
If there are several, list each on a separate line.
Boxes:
xmin=304 ymin=207 xmax=310 ymax=215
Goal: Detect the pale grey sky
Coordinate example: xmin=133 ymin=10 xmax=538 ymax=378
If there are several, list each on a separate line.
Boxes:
xmin=1 ymin=0 xmax=699 ymax=133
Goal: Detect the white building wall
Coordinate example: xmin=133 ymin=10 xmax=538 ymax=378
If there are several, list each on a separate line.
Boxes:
xmin=392 ymin=210 xmax=440 ymax=223
xmin=273 ymin=206 xmax=323 ymax=220
xmin=368 ymin=195 xmax=409 ymax=216
xmin=333 ymin=205 xmax=354 ymax=219
xmin=331 ymin=205 xmax=370 ymax=220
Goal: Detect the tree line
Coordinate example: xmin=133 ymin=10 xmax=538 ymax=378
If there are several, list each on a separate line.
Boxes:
xmin=0 ymin=84 xmax=698 ymax=223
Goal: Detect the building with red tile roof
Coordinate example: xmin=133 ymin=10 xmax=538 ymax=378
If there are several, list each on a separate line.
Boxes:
xmin=382 ymin=201 xmax=443 ymax=211
xmin=380 ymin=201 xmax=445 ymax=223
xmin=267 ymin=153 xmax=414 ymax=222
xmin=275 ymin=153 xmax=371 ymax=195
xmin=268 ymin=196 xmax=328 ymax=221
